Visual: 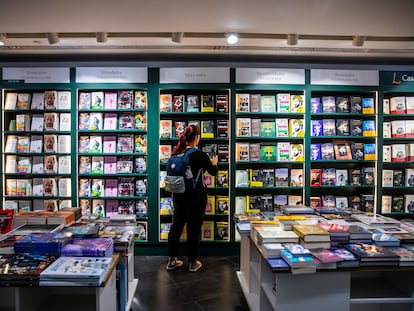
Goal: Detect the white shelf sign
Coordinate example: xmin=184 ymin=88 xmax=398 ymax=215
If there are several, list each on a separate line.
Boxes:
xmin=2 ymin=67 xmax=70 ymax=83
xmin=160 ymin=67 xmax=230 ymax=83
xmin=76 ymin=67 xmax=148 ymax=83
xmin=311 ymin=69 xmax=379 ymax=86
xmin=236 ymin=68 xmax=305 ymax=84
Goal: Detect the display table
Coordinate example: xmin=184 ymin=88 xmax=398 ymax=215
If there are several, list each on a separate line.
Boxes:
xmin=0 ymin=254 xmax=119 ymax=311
xmin=237 ymin=233 xmax=414 ymax=311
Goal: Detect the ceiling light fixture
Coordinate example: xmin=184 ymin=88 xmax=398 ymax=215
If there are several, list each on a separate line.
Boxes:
xmin=96 ymin=32 xmax=108 ymax=43
xmin=226 ymin=33 xmax=238 ymax=44
xmin=171 ymin=32 xmax=184 ymax=43
xmin=287 ymin=34 xmax=299 ymax=46
xmin=0 ymin=33 xmax=5 ymax=46
xmin=47 ymin=32 xmax=60 ymax=44
xmin=352 ymin=36 xmax=366 ymax=47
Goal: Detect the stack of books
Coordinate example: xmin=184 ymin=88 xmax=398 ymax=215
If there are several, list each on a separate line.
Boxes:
xmin=39 ymin=256 xmax=113 ymax=286
xmin=292 ymin=224 xmax=331 ymax=249
xmin=61 ymin=237 xmax=114 ymax=257
xmin=344 ymin=242 xmax=400 ymax=266
xmin=280 ymin=248 xmax=316 ymax=274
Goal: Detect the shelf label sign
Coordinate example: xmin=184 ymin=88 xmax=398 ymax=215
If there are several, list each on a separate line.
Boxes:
xmin=380 ymin=71 xmax=414 ymax=86
xmin=2 ymin=67 xmax=70 ymax=83
xmin=76 ymin=67 xmax=148 ymax=83
xmin=236 ymin=68 xmax=305 ymax=84
xmin=160 ymin=67 xmax=230 ymax=83
xmin=311 ymin=69 xmax=379 ymax=86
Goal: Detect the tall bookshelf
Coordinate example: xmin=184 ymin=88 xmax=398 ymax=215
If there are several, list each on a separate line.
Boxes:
xmin=233 ymin=68 xmax=306 ymax=224
xmin=1 ymin=67 xmax=75 ymax=216
xmin=378 ymin=71 xmax=414 ymax=218
xmin=75 ymin=88 xmax=149 ymax=241
xmin=158 ymin=67 xmax=232 ymax=244
xmin=308 ymin=69 xmax=379 ymax=213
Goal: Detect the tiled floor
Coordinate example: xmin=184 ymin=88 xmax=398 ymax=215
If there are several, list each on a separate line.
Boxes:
xmin=131 ymin=256 xmax=250 ymax=311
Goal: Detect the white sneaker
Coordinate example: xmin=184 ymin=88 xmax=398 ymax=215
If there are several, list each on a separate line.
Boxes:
xmin=189 ymin=259 xmax=202 ymax=272
xmin=166 ymin=257 xmax=183 ymax=271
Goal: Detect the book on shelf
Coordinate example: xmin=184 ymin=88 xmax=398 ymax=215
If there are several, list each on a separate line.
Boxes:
xmin=311 ymin=119 xmax=323 ymax=136
xmin=275 ymin=168 xmax=289 ymax=187
xmin=290 ymin=94 xmax=305 ymax=113
xmin=310 ymin=143 xmax=321 ymax=160
xmin=17 ymin=136 xmax=30 ymax=153
xmin=333 ymin=140 xmax=352 ymax=160
xmin=260 ymin=95 xmax=276 ymax=112
xmin=103 ymin=113 xmax=117 ymax=130
xmin=216 ymin=119 xmax=229 ymax=138
xmin=118 ymin=90 xmax=134 ymax=109
xmin=276 ymin=142 xmax=290 ymax=162
xmin=336 ymin=119 xmax=350 ymax=136
xmin=235 ymin=142 xmax=250 ymax=162
xmin=4 ymin=92 xmax=18 ymax=109
xmin=391 ymin=144 xmax=407 ymax=162
xmin=276 ymin=93 xmax=290 ymax=112
xmin=44 ymin=112 xmax=59 ymax=131
xmin=322 ymin=119 xmax=336 ymax=136
xmin=88 ymin=136 xmax=102 ymax=154
xmin=260 ymin=119 xmax=275 ymax=137
xmin=29 ymin=135 xmax=43 ymax=153
xmin=17 ymin=93 xmax=31 ymax=110
xmin=383 ymin=121 xmax=392 ymax=138
xmin=44 ymin=155 xmax=57 ymax=174
xmin=321 ymin=142 xmax=335 ymax=160
xmin=363 ymin=143 xmax=376 ymax=160
xmin=391 ymin=120 xmax=406 ymax=138
xmin=350 ymin=142 xmax=364 ymax=161
xmin=201 ymin=95 xmax=215 ymax=112
xmin=362 ymin=120 xmax=376 ymax=136
xmin=16 ymin=114 xmax=31 ymax=132
xmin=135 ymin=111 xmax=147 ymax=133
xmin=57 ymin=135 xmax=71 ymax=153
xmin=392 ymin=196 xmax=404 ymax=213
xmin=390 ymin=96 xmax=406 ymax=114
xmin=310 ymin=97 xmax=321 ymax=114
xmin=215 ymin=221 xmax=229 ymax=241
xmin=350 ymin=119 xmax=363 ymax=136
xmin=119 ymin=113 xmax=135 ymax=130
xmin=250 ymin=169 xmax=264 ymax=187
xmin=249 ymin=94 xmax=260 ymax=112
xmin=321 ymin=96 xmax=336 ymax=113
xmin=336 ymin=169 xmax=348 ymax=186
xmin=216 ymin=170 xmax=229 ymax=188
xmin=406 ymin=120 xmax=414 ymax=138
xmin=335 ymin=96 xmax=350 ymax=112
xmin=173 ymin=95 xmax=185 ymax=112
xmin=89 ymin=112 xmax=103 ymax=131
xmin=236 ymin=93 xmax=250 ymax=112
xmin=350 ymin=96 xmax=362 ymax=113
xmin=205 ymin=195 xmax=215 ymax=215
xmin=216 ymin=94 xmax=228 ymax=112
xmin=235 ymin=170 xmax=249 ymax=187
xmin=201 ymin=221 xmax=215 ymax=241
xmin=216 ymin=196 xmax=229 ymax=214
xmin=290 ymin=169 xmax=303 ymax=187
xmin=275 ymin=118 xmax=289 ymax=137
xmin=290 ymin=143 xmax=303 ymax=162
xmin=289 ymin=119 xmax=304 ymax=137
xmin=362 ymin=97 xmax=375 ymax=114
xmin=310 ymin=169 xmax=322 ymax=186
xmin=236 ymin=118 xmax=251 ymax=137
xmin=160 ymin=94 xmax=172 ymax=112
xmin=5 ymin=155 xmax=17 ymax=173
xmin=321 ymin=168 xmax=336 ymax=186
xmin=250 ymin=118 xmax=261 ymax=137
xmin=260 ymin=144 xmax=276 ymax=162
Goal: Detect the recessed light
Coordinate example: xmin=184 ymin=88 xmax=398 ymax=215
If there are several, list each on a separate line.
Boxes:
xmin=226 ymin=33 xmax=238 ymax=44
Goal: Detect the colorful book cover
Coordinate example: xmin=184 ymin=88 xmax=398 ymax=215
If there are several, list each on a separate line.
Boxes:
xmin=276 ymin=93 xmax=290 ymax=112
xmin=260 ymin=95 xmax=276 ymax=113
xmin=260 ymin=144 xmax=276 ymax=162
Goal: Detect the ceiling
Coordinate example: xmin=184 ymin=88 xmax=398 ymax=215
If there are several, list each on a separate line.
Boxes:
xmin=1 ymin=0 xmax=414 ymax=62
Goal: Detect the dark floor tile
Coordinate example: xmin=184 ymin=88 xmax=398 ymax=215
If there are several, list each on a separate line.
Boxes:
xmin=132 ymin=256 xmax=249 ymax=311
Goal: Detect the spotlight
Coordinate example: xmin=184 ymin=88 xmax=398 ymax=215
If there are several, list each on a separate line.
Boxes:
xmin=0 ymin=34 xmax=5 ymax=46
xmin=171 ymin=32 xmax=184 ymax=43
xmin=226 ymin=33 xmax=238 ymax=44
xmin=47 ymin=32 xmax=60 ymax=44
xmin=96 ymin=32 xmax=108 ymax=43
xmin=352 ymin=36 xmax=366 ymax=47
xmin=287 ymin=34 xmax=299 ymax=46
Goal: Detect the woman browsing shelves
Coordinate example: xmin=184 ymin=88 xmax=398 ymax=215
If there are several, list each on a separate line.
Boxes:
xmin=166 ymin=124 xmax=218 ymax=272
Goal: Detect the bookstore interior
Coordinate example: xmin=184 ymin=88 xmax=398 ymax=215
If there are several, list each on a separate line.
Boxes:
xmin=2 ymin=1 xmax=414 ymax=311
